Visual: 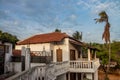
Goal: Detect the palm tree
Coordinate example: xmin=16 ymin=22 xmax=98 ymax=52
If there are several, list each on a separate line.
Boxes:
xmin=72 ymin=31 xmax=82 ymax=41
xmin=95 ymin=11 xmax=110 ymax=44
xmin=95 ymin=11 xmax=111 ymax=80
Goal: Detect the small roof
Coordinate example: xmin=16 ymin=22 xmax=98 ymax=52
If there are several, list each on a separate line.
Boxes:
xmin=17 ymin=32 xmax=69 ymax=45
xmin=69 ymin=39 xmax=84 ymax=46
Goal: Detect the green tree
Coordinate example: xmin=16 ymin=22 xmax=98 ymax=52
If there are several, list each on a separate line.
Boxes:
xmin=0 ymin=30 xmax=19 ymax=48
xmin=72 ymin=31 xmax=82 ymax=41
xmin=55 ymin=28 xmax=61 ymax=32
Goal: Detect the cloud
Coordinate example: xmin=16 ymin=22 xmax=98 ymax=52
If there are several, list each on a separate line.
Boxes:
xmin=70 ymin=14 xmax=77 ymax=20
xmin=0 ymin=0 xmax=120 ymax=42
xmin=77 ymin=0 xmax=120 ymax=15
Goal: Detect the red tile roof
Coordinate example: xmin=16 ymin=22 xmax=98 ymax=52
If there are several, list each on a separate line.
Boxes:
xmin=17 ymin=32 xmax=69 ymax=45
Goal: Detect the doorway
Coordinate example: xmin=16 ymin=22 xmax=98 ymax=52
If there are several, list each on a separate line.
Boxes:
xmin=70 ymin=50 xmax=76 ymax=60
xmin=56 ymin=48 xmax=62 ymax=62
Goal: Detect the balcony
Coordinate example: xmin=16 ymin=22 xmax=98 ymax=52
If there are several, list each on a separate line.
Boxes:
xmin=70 ymin=58 xmax=100 ymax=73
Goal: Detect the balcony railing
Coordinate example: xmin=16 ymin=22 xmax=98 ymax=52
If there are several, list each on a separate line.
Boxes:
xmin=70 ymin=59 xmax=100 ymax=72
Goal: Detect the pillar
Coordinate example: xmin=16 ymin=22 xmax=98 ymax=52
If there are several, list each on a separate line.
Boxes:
xmin=25 ymin=48 xmax=31 ymax=70
xmin=81 ymin=73 xmax=84 ymax=80
xmin=88 ymin=49 xmax=91 ymax=61
xmin=94 ymin=70 xmax=98 ymax=80
xmin=76 ymin=73 xmax=78 ymax=80
xmin=68 ymin=73 xmax=70 ymax=80
xmin=21 ymin=47 xmax=26 ymax=71
xmin=80 ymin=47 xmax=83 ymax=59
xmin=21 ymin=47 xmax=26 ymax=56
xmin=94 ymin=50 xmax=96 ymax=60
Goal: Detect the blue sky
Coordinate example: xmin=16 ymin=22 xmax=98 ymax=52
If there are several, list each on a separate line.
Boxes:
xmin=0 ymin=0 xmax=120 ymax=43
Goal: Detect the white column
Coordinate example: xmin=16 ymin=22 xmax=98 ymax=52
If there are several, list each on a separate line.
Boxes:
xmin=68 ymin=73 xmax=70 ymax=80
xmin=80 ymin=47 xmax=83 ymax=59
xmin=76 ymin=73 xmax=78 ymax=80
xmin=94 ymin=51 xmax=96 ymax=60
xmin=22 ymin=47 xmax=26 ymax=56
xmin=88 ymin=49 xmax=91 ymax=61
xmin=25 ymin=48 xmax=31 ymax=70
xmin=94 ymin=70 xmax=98 ymax=80
xmin=81 ymin=73 xmax=83 ymax=80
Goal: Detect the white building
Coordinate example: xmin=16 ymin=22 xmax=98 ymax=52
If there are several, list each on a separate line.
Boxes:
xmin=6 ymin=32 xmax=100 ymax=80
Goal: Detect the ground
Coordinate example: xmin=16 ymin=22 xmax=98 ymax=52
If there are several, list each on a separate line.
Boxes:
xmin=98 ymin=70 xmax=120 ymax=80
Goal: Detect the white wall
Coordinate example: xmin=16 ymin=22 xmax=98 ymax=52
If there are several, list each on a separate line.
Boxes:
xmin=15 ymin=43 xmax=51 ymax=51
xmin=9 ymin=62 xmax=22 ymax=73
xmin=9 ymin=62 xmax=46 ymax=73
xmin=52 ymin=38 xmax=69 ymax=62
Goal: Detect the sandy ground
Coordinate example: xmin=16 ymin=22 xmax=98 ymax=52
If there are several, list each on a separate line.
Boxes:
xmin=98 ymin=71 xmax=120 ymax=80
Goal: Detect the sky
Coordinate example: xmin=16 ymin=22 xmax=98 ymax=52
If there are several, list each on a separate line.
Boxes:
xmin=0 ymin=0 xmax=120 ymax=43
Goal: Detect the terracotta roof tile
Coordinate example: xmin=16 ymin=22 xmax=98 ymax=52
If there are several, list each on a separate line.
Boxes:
xmin=17 ymin=32 xmax=69 ymax=45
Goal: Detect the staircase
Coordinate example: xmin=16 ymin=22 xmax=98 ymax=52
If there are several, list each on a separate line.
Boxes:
xmin=6 ymin=61 xmax=69 ymax=80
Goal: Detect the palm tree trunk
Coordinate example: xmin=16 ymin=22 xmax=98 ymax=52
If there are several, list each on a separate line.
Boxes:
xmin=107 ymin=41 xmax=111 ymax=72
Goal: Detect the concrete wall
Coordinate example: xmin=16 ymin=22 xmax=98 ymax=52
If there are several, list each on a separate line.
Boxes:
xmin=9 ymin=62 xmax=22 ymax=73
xmin=9 ymin=62 xmax=46 ymax=73
xmin=15 ymin=43 xmax=51 ymax=51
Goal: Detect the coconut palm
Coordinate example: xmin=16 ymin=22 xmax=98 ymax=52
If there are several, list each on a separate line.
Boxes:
xmin=95 ymin=11 xmax=110 ymax=44
xmin=72 ymin=31 xmax=82 ymax=41
xmin=95 ymin=11 xmax=111 ymax=80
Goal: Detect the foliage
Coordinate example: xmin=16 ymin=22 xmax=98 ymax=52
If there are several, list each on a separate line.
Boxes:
xmin=72 ymin=31 xmax=82 ymax=41
xmin=90 ymin=41 xmax=120 ymax=68
xmin=54 ymin=28 xmax=61 ymax=32
xmin=0 ymin=30 xmax=19 ymax=48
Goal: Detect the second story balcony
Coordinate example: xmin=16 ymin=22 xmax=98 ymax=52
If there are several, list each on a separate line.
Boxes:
xmin=70 ymin=58 xmax=100 ymax=73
